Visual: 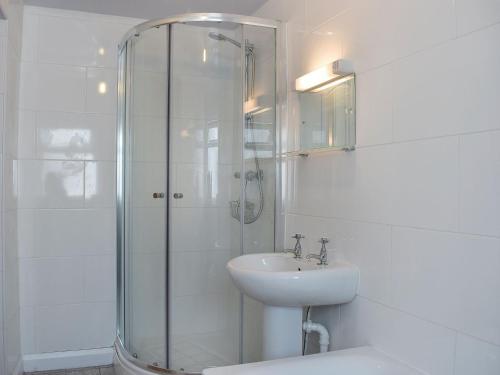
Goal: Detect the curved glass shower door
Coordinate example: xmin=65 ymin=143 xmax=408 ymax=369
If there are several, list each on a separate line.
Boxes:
xmin=117 ymin=15 xmax=277 ymax=374
xmin=168 ymin=22 xmax=244 ymax=372
xmin=120 ymin=24 xmax=169 ymax=368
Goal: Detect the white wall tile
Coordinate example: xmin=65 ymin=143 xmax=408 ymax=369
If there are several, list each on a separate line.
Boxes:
xmin=392 ymin=227 xmax=500 ymax=345
xmin=0 ymin=19 xmax=6 ymax=37
xmin=84 ymin=161 xmax=116 ymax=208
xmin=17 ymin=110 xmax=36 ymax=159
xmin=287 ymin=147 xmax=393 ymax=223
xmin=83 ymin=255 xmax=116 ymax=302
xmin=3 ymin=158 xmax=18 ymax=211
xmin=305 ymin=0 xmax=352 ymax=31
xmin=319 ymin=0 xmax=455 ymax=73
xmin=21 ymin=13 xmax=38 ymax=62
xmin=298 ymin=19 xmax=343 ymax=77
xmin=20 ymin=62 xmax=86 ymax=112
xmin=17 ymin=209 xmax=35 ymax=258
xmin=16 ymin=4 xmax=130 ymax=361
xmin=338 ymin=297 xmax=456 ymax=375
xmin=35 ymin=302 xmax=115 ymax=353
xmin=455 ymin=334 xmax=500 ymax=375
xmin=18 ymin=209 xmax=115 ymax=258
xmin=20 ymin=257 xmax=85 ymax=307
xmin=84 ymin=114 xmax=116 ymax=160
xmin=393 ymin=24 xmax=500 ymax=141
xmin=356 ymin=65 xmax=393 ymax=146
xmin=36 ymin=14 xmax=131 ymax=68
xmin=0 ymin=36 xmax=6 ymax=94
xmin=254 ymin=0 xmax=305 ymax=22
xmin=390 ymin=137 xmax=459 ymax=231
xmin=4 ymin=211 xmax=20 ymax=316
xmin=34 ymin=111 xmax=116 ymax=161
xmin=85 ymin=67 xmax=117 ymax=114
xmin=5 ymin=312 xmax=22 ymax=375
xmin=456 ymin=0 xmax=500 ymax=36
xmin=20 ymin=307 xmax=35 ymax=354
xmin=18 ymin=159 xmax=85 ymax=208
xmin=459 ymin=131 xmax=500 ymax=237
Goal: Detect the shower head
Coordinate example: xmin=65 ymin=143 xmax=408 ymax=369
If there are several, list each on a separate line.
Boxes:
xmin=208 ymin=32 xmax=242 ymax=48
xmin=208 ymin=32 xmax=225 ymax=41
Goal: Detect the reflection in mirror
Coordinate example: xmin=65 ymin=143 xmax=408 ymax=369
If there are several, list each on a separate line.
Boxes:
xmin=298 ymin=74 xmax=355 ymax=153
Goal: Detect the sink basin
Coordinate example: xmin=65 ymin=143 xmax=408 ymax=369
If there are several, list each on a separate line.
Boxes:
xmin=227 ymin=253 xmax=359 ymax=307
xmin=227 ymin=252 xmax=359 ymax=360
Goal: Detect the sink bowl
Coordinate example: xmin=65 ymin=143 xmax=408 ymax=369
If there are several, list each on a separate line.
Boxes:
xmin=227 ymin=253 xmax=359 ymax=307
xmin=227 ymin=252 xmax=359 ymax=360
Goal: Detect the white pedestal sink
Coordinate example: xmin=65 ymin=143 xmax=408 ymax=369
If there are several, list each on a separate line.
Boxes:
xmin=227 ymin=253 xmax=359 ymax=360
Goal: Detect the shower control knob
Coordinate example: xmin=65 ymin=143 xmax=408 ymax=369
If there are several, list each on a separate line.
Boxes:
xmin=173 ymin=193 xmax=184 ymax=199
xmin=152 ymin=192 xmax=165 ymax=199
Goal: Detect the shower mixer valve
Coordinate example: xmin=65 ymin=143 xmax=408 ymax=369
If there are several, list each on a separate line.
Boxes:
xmin=233 ymin=170 xmax=264 ymax=181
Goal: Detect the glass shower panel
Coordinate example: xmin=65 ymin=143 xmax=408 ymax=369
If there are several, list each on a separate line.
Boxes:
xmin=123 ymin=25 xmax=169 ymax=368
xmin=168 ymin=22 xmax=243 ymax=373
xmin=240 ymin=24 xmax=276 ymax=364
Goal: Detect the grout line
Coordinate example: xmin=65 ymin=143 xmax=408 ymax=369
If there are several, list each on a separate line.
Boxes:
xmin=17 ymin=207 xmax=116 ymax=212
xmin=455 ymin=18 xmax=500 ymax=39
xmin=340 ymin=128 xmax=500 ymax=150
xmin=19 ymin=108 xmax=118 ymax=117
xmin=356 ymin=295 xmax=500 ymax=348
xmin=453 ymin=0 xmax=459 ymax=41
xmin=285 ymin=212 xmax=500 ymax=240
xmin=452 ymin=329 xmax=458 ymax=375
xmin=388 ymin=225 xmax=394 ymax=305
xmin=352 ymin=18 xmax=500 ymax=79
xmin=24 ymin=4 xmax=144 ymax=24
xmin=457 ymin=135 xmax=462 ymax=233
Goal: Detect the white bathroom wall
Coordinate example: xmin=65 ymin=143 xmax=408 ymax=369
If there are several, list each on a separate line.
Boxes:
xmin=254 ymin=1 xmax=500 ymax=374
xmin=0 ymin=0 xmax=24 ymax=374
xmin=17 ymin=6 xmax=141 ymax=357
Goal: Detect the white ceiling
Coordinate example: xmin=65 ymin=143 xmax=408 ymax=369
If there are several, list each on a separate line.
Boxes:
xmin=24 ymin=0 xmax=269 ymax=19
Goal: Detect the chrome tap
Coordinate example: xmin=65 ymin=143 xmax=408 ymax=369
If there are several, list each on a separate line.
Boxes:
xmin=285 ymin=233 xmax=305 ymax=259
xmin=307 ymin=238 xmax=329 ymax=265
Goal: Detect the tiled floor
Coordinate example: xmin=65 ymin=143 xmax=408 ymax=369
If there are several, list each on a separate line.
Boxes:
xmin=25 ymin=365 xmax=115 ymax=375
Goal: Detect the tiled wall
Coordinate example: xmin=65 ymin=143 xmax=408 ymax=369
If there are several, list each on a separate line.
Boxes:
xmin=17 ymin=6 xmax=141 ymax=355
xmin=254 ymin=1 xmax=500 ymax=374
xmin=0 ymin=0 xmax=24 ymax=374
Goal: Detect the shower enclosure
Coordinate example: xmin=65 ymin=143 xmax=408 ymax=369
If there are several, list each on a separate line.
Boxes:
xmin=116 ymin=14 xmax=280 ymax=374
